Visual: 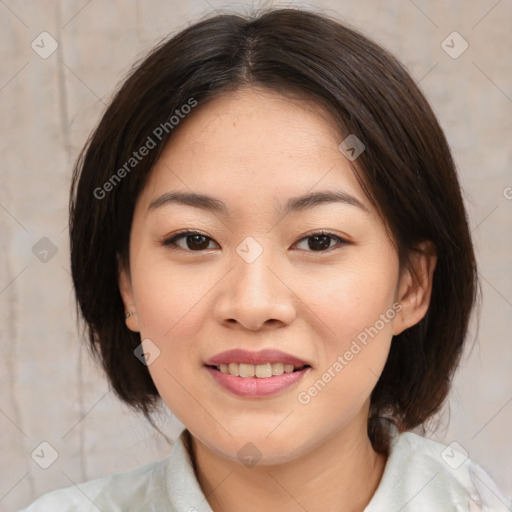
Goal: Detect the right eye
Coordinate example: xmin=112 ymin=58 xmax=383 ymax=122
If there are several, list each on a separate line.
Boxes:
xmin=161 ymin=230 xmax=220 ymax=252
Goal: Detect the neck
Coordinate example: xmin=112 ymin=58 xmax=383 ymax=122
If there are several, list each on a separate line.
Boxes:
xmin=189 ymin=413 xmax=387 ymax=512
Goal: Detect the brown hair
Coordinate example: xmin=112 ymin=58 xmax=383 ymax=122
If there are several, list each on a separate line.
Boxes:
xmin=69 ymin=7 xmax=478 ymax=454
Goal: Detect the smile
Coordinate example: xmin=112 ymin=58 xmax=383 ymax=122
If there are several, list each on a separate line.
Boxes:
xmin=211 ymin=362 xmax=309 ymax=378
xmin=204 ymin=348 xmax=312 ymax=397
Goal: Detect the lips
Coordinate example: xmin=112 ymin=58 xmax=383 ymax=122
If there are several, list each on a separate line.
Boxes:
xmin=204 ymin=348 xmax=311 ymax=368
xmin=204 ymin=349 xmax=312 ymax=397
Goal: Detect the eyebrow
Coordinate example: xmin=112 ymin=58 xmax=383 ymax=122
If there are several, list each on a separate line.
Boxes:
xmin=147 ymin=190 xmax=368 ymax=216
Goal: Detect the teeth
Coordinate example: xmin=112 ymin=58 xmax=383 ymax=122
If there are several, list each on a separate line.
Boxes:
xmin=239 ymin=363 xmax=255 ymax=377
xmin=216 ymin=362 xmax=305 ymax=378
xmin=272 ymin=362 xmax=284 ymax=375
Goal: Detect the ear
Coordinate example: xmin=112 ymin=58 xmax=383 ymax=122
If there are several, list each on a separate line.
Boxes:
xmin=117 ymin=254 xmax=141 ymax=333
xmin=393 ymin=241 xmax=437 ymax=336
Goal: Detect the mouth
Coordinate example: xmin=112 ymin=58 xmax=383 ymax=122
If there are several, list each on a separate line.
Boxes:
xmin=204 ymin=348 xmax=312 ymax=397
xmin=206 ymin=362 xmax=312 ymax=379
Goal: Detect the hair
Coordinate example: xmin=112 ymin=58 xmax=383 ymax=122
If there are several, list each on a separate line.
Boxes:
xmin=69 ymin=7 xmax=478 ymax=455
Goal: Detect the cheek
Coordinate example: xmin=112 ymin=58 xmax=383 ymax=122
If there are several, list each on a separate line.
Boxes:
xmin=302 ymin=256 xmax=399 ymax=348
xmin=292 ymin=271 xmax=396 ymax=442
xmin=298 ymin=253 xmax=398 ymax=406
xmin=131 ymin=252 xmax=214 ymax=339
xmin=128 ymin=254 xmax=218 ymax=416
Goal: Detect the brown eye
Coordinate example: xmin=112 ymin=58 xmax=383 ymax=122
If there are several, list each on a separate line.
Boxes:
xmin=163 ymin=231 xmax=218 ymax=251
xmin=162 ymin=230 xmax=348 ymax=253
xmin=294 ymin=231 xmax=347 ymax=252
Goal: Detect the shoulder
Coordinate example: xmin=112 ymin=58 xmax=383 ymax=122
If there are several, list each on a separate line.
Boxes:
xmin=20 ymin=428 xmax=211 ymax=512
xmin=19 ymin=455 xmax=172 ymax=512
xmin=367 ymin=427 xmax=512 ymax=512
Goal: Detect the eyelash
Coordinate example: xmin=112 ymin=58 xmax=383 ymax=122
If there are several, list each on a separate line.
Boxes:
xmin=160 ymin=230 xmax=349 ymax=253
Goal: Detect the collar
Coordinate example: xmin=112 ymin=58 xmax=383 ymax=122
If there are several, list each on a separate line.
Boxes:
xmin=165 ymin=426 xmax=510 ymax=512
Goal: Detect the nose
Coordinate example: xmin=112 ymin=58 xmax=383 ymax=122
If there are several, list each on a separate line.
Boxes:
xmin=213 ymin=247 xmax=297 ymax=331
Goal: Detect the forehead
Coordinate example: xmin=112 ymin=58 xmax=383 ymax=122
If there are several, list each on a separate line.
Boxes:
xmin=138 ymin=87 xmax=370 ymax=215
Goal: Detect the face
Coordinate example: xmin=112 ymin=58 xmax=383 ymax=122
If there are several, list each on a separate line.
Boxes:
xmin=119 ymin=86 xmax=431 ymax=465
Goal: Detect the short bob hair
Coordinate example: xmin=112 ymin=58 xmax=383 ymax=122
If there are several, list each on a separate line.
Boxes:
xmin=69 ymin=7 xmax=478 ymax=454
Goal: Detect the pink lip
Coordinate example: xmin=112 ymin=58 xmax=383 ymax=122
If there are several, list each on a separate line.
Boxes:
xmin=204 ymin=349 xmax=312 ymax=398
xmin=204 ymin=348 xmax=310 ymax=367
xmin=205 ymin=366 xmax=311 ymax=397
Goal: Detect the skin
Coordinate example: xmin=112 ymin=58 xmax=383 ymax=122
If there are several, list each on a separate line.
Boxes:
xmin=119 ymin=86 xmax=436 ymax=512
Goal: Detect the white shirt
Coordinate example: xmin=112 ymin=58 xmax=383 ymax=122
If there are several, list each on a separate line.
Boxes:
xmin=20 ymin=425 xmax=511 ymax=511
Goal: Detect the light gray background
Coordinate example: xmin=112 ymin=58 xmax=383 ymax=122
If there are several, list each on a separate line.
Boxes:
xmin=1 ymin=1 xmax=511 ymax=510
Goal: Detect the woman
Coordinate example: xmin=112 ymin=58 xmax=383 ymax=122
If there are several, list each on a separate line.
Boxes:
xmin=22 ymin=7 xmax=511 ymax=512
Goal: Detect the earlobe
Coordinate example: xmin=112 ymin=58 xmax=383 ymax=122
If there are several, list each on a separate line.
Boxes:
xmin=393 ymin=241 xmax=437 ymax=336
xmin=117 ymin=255 xmax=141 ymax=333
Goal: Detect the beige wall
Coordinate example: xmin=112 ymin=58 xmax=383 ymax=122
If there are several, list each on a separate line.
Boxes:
xmin=1 ymin=1 xmax=511 ymax=510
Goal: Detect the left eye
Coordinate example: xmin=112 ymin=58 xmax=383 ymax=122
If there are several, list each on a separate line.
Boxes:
xmin=162 ymin=230 xmax=347 ymax=252
xmin=294 ymin=232 xmax=347 ymax=252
